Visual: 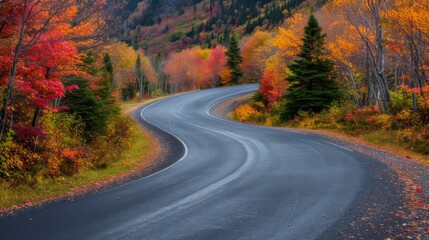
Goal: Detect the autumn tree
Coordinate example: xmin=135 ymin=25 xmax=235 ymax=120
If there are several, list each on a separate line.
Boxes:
xmin=282 ymin=15 xmax=342 ymax=120
xmin=164 ymin=51 xmax=189 ymax=93
xmin=0 ymin=0 xmax=113 ymax=139
xmin=386 ymin=0 xmax=429 ymax=111
xmin=258 ymin=68 xmax=288 ymax=107
xmin=0 ymin=0 xmax=108 ymax=136
xmin=273 ymin=12 xmax=306 ymax=64
xmin=331 ymin=0 xmax=393 ymax=112
xmin=207 ymin=46 xmax=228 ymax=87
xmin=241 ymin=31 xmax=274 ymax=82
xmin=164 ymin=46 xmax=227 ymax=92
xmin=139 ymin=53 xmax=158 ymax=97
xmin=0 ymin=1 xmax=138 ymax=183
xmin=104 ymin=42 xmax=138 ymax=100
xmin=225 ymin=35 xmax=243 ymax=85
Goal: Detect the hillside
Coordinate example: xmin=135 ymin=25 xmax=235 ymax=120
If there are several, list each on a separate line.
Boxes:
xmin=123 ymin=0 xmax=323 ymax=55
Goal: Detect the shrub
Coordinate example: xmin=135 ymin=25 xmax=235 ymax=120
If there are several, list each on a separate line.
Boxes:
xmin=252 ymin=92 xmax=268 ymax=106
xmin=41 ymin=112 xmax=91 ymax=177
xmin=233 ymin=103 xmax=261 ymax=122
xmin=340 ymin=106 xmax=386 ymax=133
xmin=391 ymin=90 xmax=413 ymax=113
xmin=398 ymin=127 xmax=429 ymax=154
xmin=392 ymin=109 xmax=422 ymax=129
xmin=0 ymin=130 xmax=42 ymax=184
xmin=265 ymin=102 xmax=284 ymax=126
xmin=90 ymin=115 xmax=136 ymax=169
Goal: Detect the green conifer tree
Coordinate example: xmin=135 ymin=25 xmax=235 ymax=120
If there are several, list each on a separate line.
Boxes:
xmin=225 ymin=35 xmax=243 ymax=85
xmin=99 ymin=53 xmax=114 ymax=101
xmin=63 ymin=78 xmax=109 ymax=140
xmin=282 ymin=15 xmax=342 ymax=120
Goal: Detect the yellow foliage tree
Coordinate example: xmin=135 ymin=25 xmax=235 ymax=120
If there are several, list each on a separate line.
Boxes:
xmin=105 ymin=42 xmax=138 ymax=91
xmin=273 ymin=12 xmax=306 ymax=63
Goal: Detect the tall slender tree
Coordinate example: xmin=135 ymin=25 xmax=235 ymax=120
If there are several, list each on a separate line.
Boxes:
xmin=100 ymin=53 xmax=114 ymax=101
xmin=135 ymin=54 xmax=145 ymax=100
xmin=282 ymin=15 xmax=342 ymax=120
xmin=225 ymin=35 xmax=243 ymax=85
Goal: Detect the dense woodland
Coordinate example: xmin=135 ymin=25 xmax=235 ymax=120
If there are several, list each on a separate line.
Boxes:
xmin=0 ymin=0 xmax=428 ymax=188
xmin=123 ymin=0 xmax=319 ymax=54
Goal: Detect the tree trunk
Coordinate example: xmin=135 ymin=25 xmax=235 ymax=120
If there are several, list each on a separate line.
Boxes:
xmin=0 ymin=0 xmax=28 ymax=139
xmin=32 ymin=108 xmax=41 ymax=127
xmin=345 ymin=66 xmax=361 ymax=107
xmin=163 ymin=76 xmax=168 ymax=95
xmin=138 ymin=76 xmax=145 ymax=100
xmin=369 ymin=0 xmax=391 ymax=112
xmin=365 ymin=47 xmax=373 ymax=107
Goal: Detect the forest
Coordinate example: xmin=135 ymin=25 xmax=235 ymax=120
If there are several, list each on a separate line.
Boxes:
xmin=123 ymin=0 xmax=316 ymax=55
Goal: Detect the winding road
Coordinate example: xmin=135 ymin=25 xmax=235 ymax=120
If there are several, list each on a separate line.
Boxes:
xmin=0 ymin=85 xmax=399 ymax=239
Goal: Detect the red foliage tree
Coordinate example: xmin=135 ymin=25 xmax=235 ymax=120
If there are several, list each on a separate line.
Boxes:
xmin=164 ymin=46 xmax=227 ymax=92
xmin=258 ymin=68 xmax=287 ymax=107
xmin=0 ymin=0 xmax=107 ymax=138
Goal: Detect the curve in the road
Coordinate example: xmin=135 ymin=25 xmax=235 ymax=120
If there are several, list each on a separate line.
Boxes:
xmin=0 ymin=84 xmax=402 ymax=240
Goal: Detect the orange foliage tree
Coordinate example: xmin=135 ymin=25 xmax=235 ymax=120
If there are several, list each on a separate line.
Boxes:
xmin=386 ymin=0 xmax=429 ymax=111
xmin=273 ymin=12 xmax=306 ymax=64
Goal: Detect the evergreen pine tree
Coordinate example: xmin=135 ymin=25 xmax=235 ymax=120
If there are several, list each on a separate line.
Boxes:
xmin=282 ymin=15 xmax=342 ymax=120
xmin=99 ymin=53 xmax=114 ymax=101
xmin=225 ymin=35 xmax=243 ymax=85
xmin=99 ymin=53 xmax=119 ymax=114
xmin=63 ymin=78 xmax=109 ymax=140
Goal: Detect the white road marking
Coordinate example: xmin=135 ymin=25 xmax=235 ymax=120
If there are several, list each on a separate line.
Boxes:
xmin=103 ymin=111 xmax=267 ymax=239
xmin=103 ymin=99 xmax=190 ymax=192
xmin=322 ymin=140 xmax=353 ymax=152
xmin=205 ymin=89 xmax=307 ymax=136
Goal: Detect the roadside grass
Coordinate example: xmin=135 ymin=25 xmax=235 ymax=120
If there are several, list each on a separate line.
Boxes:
xmin=120 ymin=99 xmax=149 ymax=110
xmin=0 ymin=100 xmax=155 ymax=211
xmin=294 ymin=127 xmax=429 ymax=164
xmin=362 ymin=130 xmax=429 ymax=164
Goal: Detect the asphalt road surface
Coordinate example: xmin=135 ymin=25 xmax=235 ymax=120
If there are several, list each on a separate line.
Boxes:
xmin=0 ymin=85 xmax=398 ymax=239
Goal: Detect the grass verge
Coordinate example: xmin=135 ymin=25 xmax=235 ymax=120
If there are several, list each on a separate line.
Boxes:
xmin=0 ymin=100 xmax=159 ymax=213
xmin=295 ymin=128 xmax=429 ymax=165
xmin=227 ymin=96 xmax=429 ymax=165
